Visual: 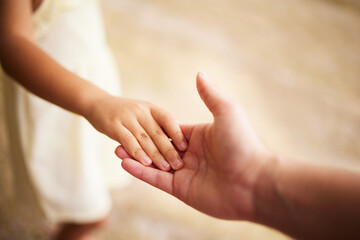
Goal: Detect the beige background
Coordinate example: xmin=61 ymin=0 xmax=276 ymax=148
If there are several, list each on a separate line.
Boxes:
xmin=1 ymin=0 xmax=360 ymax=239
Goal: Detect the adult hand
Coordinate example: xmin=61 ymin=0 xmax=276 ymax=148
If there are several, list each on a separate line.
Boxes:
xmin=115 ymin=72 xmax=360 ymax=240
xmin=115 ymin=72 xmax=272 ymax=220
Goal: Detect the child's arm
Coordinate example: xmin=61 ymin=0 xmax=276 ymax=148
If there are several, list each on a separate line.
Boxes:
xmin=0 ymin=0 xmax=187 ymax=170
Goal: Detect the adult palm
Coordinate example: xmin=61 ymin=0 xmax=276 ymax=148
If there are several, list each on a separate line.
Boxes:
xmin=116 ymin=72 xmax=268 ymax=221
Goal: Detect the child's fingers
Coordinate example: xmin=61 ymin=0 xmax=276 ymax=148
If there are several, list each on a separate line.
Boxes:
xmin=140 ymin=117 xmax=184 ymax=170
xmin=117 ymin=143 xmax=185 ymax=166
xmin=124 ymin=121 xmax=171 ymax=171
xmin=150 ymin=107 xmax=187 ymax=151
xmin=115 ymin=126 xmax=152 ymax=166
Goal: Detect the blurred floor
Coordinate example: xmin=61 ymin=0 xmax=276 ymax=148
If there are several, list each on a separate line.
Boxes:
xmin=1 ymin=0 xmax=360 ymax=239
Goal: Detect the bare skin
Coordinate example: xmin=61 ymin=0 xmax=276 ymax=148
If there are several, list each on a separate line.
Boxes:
xmin=0 ymin=0 xmax=187 ymax=171
xmin=32 ymin=0 xmax=42 ymax=12
xmin=53 ymin=218 xmax=107 ymax=240
xmin=116 ymin=72 xmax=360 ymax=240
xmin=0 ymin=0 xmax=187 ymax=239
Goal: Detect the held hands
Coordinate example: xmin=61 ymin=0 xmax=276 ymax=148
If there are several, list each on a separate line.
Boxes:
xmin=114 ymin=73 xmax=360 ymax=240
xmin=116 ymin=72 xmax=274 ymax=220
xmin=85 ymin=95 xmax=187 ymax=171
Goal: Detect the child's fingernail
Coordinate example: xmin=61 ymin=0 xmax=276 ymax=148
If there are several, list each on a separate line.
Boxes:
xmin=173 ymin=159 xmax=183 ymax=168
xmin=143 ymin=157 xmax=152 ymax=165
xmin=180 ymin=141 xmax=187 ymax=150
xmin=161 ymin=161 xmax=170 ymax=170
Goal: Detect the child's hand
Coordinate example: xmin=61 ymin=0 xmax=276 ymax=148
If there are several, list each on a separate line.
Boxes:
xmin=85 ymin=94 xmax=187 ymax=171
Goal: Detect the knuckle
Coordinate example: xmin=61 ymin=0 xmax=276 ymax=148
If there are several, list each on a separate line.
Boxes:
xmin=121 ymin=134 xmax=134 ymax=145
xmin=149 ymin=151 xmax=164 ymax=162
xmin=133 ymin=148 xmax=143 ymax=158
xmin=145 ymin=101 xmax=154 ymax=107
xmin=152 ymin=129 xmax=164 ymax=139
xmin=108 ymin=114 xmax=118 ymax=124
xmin=139 ymin=132 xmax=149 ymax=141
xmin=155 ymin=172 xmax=162 ymax=186
xmin=164 ymin=148 xmax=177 ymax=159
xmin=160 ymin=113 xmax=173 ymax=122
xmin=133 ymin=103 xmax=149 ymax=115
xmin=173 ymin=131 xmax=184 ymax=141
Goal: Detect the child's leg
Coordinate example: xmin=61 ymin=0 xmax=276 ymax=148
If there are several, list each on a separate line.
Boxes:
xmin=54 ymin=216 xmax=108 ymax=240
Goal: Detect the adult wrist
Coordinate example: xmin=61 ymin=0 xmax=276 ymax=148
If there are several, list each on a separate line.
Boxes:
xmin=229 ymin=149 xmax=280 ymax=222
xmin=251 ymin=152 xmax=283 ymax=225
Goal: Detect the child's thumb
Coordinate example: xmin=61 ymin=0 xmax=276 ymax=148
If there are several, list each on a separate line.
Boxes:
xmin=196 ymin=71 xmax=228 ymax=116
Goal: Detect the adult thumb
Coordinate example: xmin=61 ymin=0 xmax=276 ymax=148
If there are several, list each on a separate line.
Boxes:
xmin=196 ymin=71 xmax=229 ymax=116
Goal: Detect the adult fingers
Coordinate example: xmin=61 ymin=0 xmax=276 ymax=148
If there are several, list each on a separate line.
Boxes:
xmin=121 ymin=158 xmax=174 ymax=195
xmin=196 ymin=71 xmax=230 ymax=116
xmin=115 ymin=145 xmax=132 ymax=159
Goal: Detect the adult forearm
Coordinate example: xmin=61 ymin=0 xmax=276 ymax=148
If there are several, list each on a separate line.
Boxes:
xmin=0 ymin=34 xmax=109 ymax=117
xmin=253 ymin=156 xmax=360 ymax=239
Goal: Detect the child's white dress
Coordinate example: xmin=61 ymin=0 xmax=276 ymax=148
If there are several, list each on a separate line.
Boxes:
xmin=1 ymin=0 xmax=128 ymax=223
